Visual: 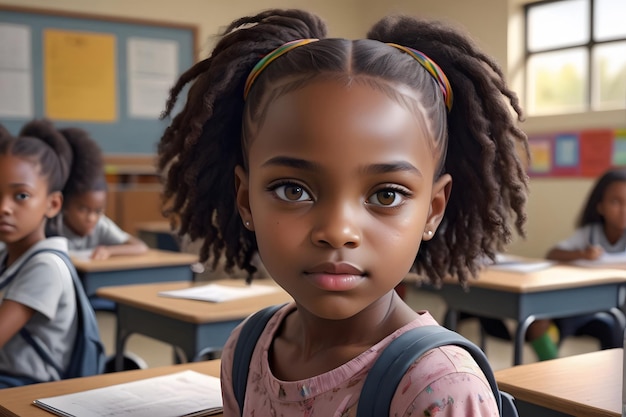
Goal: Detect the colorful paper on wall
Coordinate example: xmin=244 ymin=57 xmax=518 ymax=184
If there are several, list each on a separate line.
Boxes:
xmin=579 ymin=130 xmax=613 ymax=177
xmin=528 ymin=135 xmax=553 ymax=175
xmin=551 ymin=133 xmax=579 ymax=176
xmin=44 ymin=29 xmax=117 ymax=122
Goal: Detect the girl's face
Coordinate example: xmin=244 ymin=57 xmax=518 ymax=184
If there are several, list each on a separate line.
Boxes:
xmin=236 ymin=79 xmax=451 ymax=320
xmin=63 ymin=190 xmax=107 ymax=237
xmin=0 ymin=154 xmax=62 ymax=252
xmin=597 ymin=181 xmax=626 ymax=230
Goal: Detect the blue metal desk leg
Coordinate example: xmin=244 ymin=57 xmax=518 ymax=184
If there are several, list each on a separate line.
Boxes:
xmin=514 ymin=315 xmax=537 ymax=365
xmin=114 ymin=322 xmax=132 ymax=372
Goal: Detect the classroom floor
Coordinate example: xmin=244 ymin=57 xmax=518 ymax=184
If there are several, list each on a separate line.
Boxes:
xmin=95 ymin=283 xmax=600 ymax=372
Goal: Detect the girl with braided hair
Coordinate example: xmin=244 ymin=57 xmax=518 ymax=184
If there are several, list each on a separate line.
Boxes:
xmin=45 ymin=124 xmax=147 ymax=260
xmin=158 ymin=9 xmax=528 ymax=416
xmin=0 ymin=120 xmax=77 ymax=386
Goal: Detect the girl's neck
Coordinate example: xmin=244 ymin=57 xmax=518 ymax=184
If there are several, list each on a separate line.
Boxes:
xmin=288 ymin=291 xmax=416 ymax=354
xmin=270 ymin=291 xmax=418 ymax=381
xmin=603 ymin=223 xmax=625 ymax=245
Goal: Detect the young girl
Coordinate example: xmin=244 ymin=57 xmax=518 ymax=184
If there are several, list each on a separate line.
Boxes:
xmin=36 ymin=122 xmax=147 ymax=260
xmin=548 ymin=168 xmax=626 ymax=261
xmin=0 ymin=120 xmax=78 ymax=386
xmin=539 ymin=168 xmax=626 ymax=352
xmin=158 ymin=9 xmax=528 ymax=416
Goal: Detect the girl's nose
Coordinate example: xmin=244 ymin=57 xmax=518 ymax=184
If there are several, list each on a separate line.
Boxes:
xmin=0 ymin=197 xmax=11 ymax=214
xmin=310 ymin=203 xmax=362 ymax=249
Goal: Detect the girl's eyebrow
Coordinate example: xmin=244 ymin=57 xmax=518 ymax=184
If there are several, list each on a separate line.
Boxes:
xmin=261 ymin=156 xmax=422 ymax=177
xmin=362 ymin=162 xmax=422 ymax=177
xmin=9 ymin=182 xmax=34 ymax=188
xmin=262 ymin=156 xmax=320 ymax=171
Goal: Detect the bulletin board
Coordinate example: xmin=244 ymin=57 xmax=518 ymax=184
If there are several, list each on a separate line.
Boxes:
xmin=527 ymin=128 xmax=626 ymax=178
xmin=0 ymin=6 xmax=197 ymax=154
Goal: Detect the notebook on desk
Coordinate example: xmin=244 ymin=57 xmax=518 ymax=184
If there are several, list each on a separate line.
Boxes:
xmin=486 ymin=253 xmax=555 ymax=273
xmin=33 ymin=370 xmax=222 ymax=417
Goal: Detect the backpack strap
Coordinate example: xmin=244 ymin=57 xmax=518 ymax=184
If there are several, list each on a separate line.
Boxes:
xmin=356 ymin=325 xmax=503 ymax=417
xmin=19 ymin=328 xmax=63 ymax=377
xmin=232 ymin=303 xmax=287 ymax=416
xmin=10 ymin=249 xmax=79 ymax=378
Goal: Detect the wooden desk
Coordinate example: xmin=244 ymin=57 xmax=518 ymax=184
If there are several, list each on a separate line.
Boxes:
xmin=72 ymin=249 xmax=198 ymax=311
xmin=71 ymin=249 xmax=198 ymax=296
xmin=97 ymin=280 xmax=292 ymax=370
xmin=0 ymin=360 xmax=223 ymax=417
xmin=495 ymin=349 xmax=621 ymax=417
xmin=432 ymin=264 xmax=626 ymax=364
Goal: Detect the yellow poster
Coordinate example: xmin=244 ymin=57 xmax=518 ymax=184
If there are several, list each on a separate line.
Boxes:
xmin=44 ymin=29 xmax=116 ymax=122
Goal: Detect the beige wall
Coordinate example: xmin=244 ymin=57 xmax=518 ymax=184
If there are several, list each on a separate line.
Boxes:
xmin=2 ymin=0 xmax=623 ymax=258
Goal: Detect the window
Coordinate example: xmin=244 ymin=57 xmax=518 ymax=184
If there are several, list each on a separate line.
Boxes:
xmin=525 ymin=0 xmax=626 ymax=115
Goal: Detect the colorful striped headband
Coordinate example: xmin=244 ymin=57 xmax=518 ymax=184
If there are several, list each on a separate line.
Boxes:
xmin=387 ymin=43 xmax=453 ymax=112
xmin=243 ymin=39 xmax=319 ymax=98
xmin=243 ymin=39 xmax=453 ymax=112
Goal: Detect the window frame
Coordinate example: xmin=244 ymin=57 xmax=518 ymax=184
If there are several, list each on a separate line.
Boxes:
xmin=524 ymin=0 xmax=626 ymax=115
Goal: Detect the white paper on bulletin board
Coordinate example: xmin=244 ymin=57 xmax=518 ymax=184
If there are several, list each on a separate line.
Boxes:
xmin=0 ymin=23 xmax=33 ymax=118
xmin=127 ymin=37 xmax=178 ymax=118
xmin=44 ymin=29 xmax=117 ymax=122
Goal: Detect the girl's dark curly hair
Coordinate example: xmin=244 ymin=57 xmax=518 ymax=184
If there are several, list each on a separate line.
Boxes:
xmin=0 ymin=119 xmax=73 ymax=193
xmin=578 ymin=168 xmax=626 ymax=227
xmin=157 ymin=9 xmax=528 ymax=285
xmin=58 ymin=127 xmax=107 ymax=202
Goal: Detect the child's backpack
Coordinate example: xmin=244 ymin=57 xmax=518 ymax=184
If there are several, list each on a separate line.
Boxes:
xmin=2 ymin=248 xmax=106 ymax=381
xmin=232 ymin=304 xmax=520 ymax=417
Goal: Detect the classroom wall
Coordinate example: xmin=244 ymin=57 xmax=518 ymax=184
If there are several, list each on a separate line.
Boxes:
xmin=2 ymin=0 xmax=623 ymax=258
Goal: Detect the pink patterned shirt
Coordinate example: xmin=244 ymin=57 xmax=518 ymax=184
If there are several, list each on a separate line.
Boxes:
xmin=220 ymin=303 xmax=499 ymax=417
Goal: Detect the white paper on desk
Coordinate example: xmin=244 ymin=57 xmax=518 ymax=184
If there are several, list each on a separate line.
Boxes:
xmin=33 ymin=370 xmax=222 ymax=417
xmin=68 ymin=249 xmax=94 ymax=261
xmin=573 ymin=251 xmax=626 ymax=268
xmin=486 ymin=254 xmax=555 ymax=273
xmin=159 ymin=283 xmax=280 ymax=302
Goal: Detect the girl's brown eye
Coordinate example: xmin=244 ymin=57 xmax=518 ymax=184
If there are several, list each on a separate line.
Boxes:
xmin=284 ymin=185 xmax=304 ymax=200
xmin=367 ymin=188 xmax=405 ymax=207
xmin=273 ymin=183 xmax=311 ymax=202
xmin=376 ymin=190 xmax=396 ymax=206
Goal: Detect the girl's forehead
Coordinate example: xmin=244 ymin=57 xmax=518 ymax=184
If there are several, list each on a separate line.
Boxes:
xmin=248 ymin=79 xmax=438 ymax=178
xmin=0 ymin=154 xmax=44 ymax=180
xmin=247 ymin=76 xmax=439 ymax=153
xmin=604 ymin=181 xmax=626 ymax=194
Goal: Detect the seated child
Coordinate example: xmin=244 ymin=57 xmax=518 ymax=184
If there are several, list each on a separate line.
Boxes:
xmin=44 ymin=126 xmax=147 ymax=260
xmin=0 ymin=120 xmax=77 ymax=387
xmin=541 ymin=168 xmax=626 ymax=351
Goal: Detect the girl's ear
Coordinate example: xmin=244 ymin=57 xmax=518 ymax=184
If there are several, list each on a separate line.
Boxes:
xmin=423 ymin=174 xmax=452 ymax=241
xmin=46 ymin=191 xmax=63 ymax=219
xmin=234 ymin=165 xmax=254 ymax=231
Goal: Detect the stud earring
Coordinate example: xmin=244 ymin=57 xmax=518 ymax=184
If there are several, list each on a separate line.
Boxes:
xmin=425 ymin=230 xmax=433 ymax=237
xmin=245 ymin=221 xmax=250 ymax=227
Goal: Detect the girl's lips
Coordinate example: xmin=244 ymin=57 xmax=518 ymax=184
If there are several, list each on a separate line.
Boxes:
xmin=305 ymin=273 xmax=366 ymax=291
xmin=304 ymin=262 xmax=366 ymax=291
xmin=0 ymin=223 xmax=15 ymax=232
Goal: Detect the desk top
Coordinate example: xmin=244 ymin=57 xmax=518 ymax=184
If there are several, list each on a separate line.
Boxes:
xmin=470 ymin=264 xmax=626 ymax=293
xmin=495 ymin=348 xmax=621 ymax=417
xmin=97 ymin=279 xmax=293 ymax=323
xmin=410 ymin=259 xmax=626 ymax=293
xmin=0 ymin=361 xmax=223 ymax=417
xmin=71 ymin=249 xmax=198 ymax=272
